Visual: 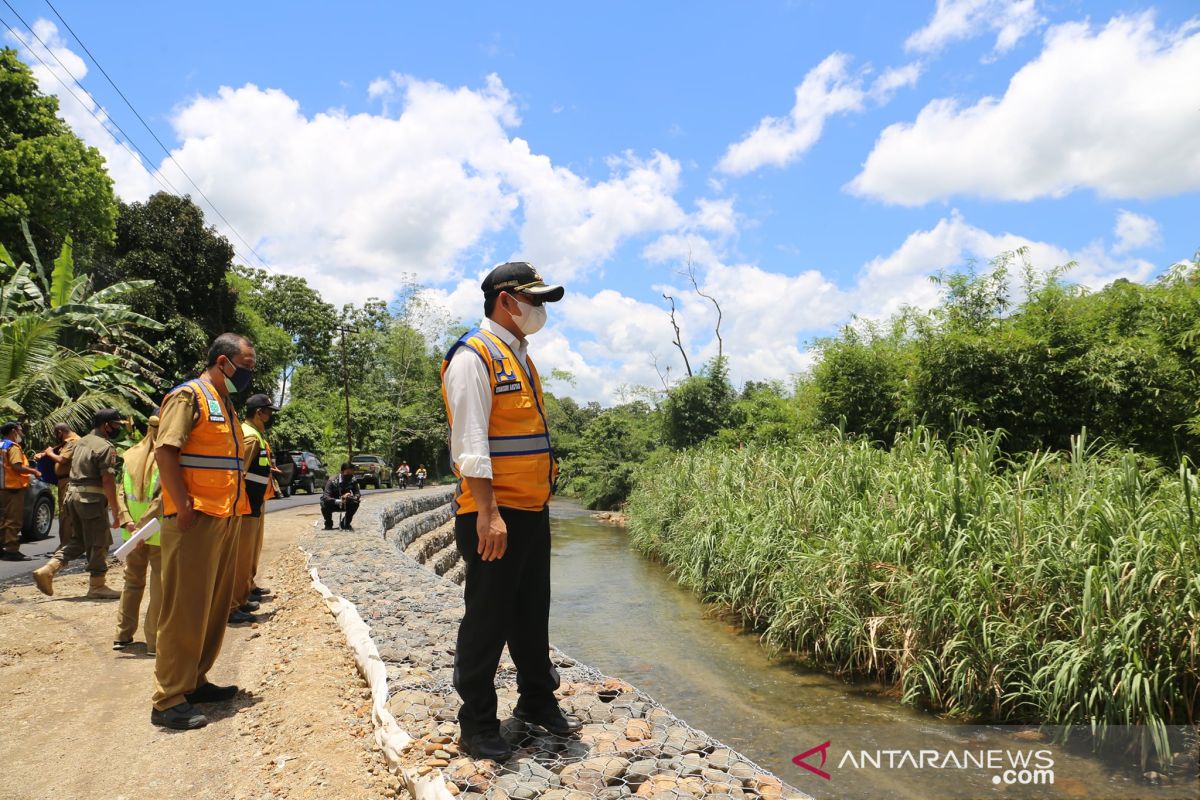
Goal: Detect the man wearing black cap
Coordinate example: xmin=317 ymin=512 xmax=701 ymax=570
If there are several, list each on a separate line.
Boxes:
xmin=230 ymin=393 xmax=281 ymax=624
xmin=1 ymin=421 xmax=42 ymax=561
xmin=440 ymin=261 xmax=577 ymax=761
xmin=32 ymin=409 xmax=125 ymax=598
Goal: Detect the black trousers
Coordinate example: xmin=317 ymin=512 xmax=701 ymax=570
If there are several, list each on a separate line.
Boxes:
xmin=321 ymin=496 xmax=359 ymax=527
xmin=453 ymin=506 xmax=560 ymax=736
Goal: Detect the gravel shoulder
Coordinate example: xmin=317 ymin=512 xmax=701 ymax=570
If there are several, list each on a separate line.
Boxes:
xmin=0 ymin=502 xmax=397 ymax=800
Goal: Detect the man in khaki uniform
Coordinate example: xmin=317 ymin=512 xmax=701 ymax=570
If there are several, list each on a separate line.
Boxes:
xmin=114 ymin=415 xmax=163 ymax=654
xmin=31 ymin=410 xmax=124 ymax=597
xmin=1 ymin=421 xmax=42 ymax=562
xmin=151 ymin=333 xmax=255 ymax=731
xmin=39 ymin=423 xmax=81 ymax=549
xmin=229 ymin=393 xmax=280 ymax=624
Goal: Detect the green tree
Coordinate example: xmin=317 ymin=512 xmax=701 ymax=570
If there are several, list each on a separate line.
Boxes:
xmin=0 ymin=233 xmax=162 ymax=440
xmin=93 ymin=193 xmax=239 ymax=386
xmin=231 ymin=265 xmax=336 ymax=402
xmin=662 ymin=356 xmax=736 ymax=450
xmin=0 ymin=49 xmax=117 ymax=265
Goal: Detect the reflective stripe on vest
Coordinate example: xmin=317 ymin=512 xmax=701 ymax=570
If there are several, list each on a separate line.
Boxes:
xmin=240 ymin=421 xmax=275 ymax=501
xmin=121 ymin=468 xmax=161 ymax=544
xmin=0 ymin=440 xmax=30 ymax=490
xmin=441 ymin=327 xmax=557 ymax=515
xmin=159 ymin=378 xmax=249 ymax=518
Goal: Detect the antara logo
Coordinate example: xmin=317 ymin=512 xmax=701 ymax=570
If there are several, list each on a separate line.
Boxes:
xmin=793 ymin=740 xmax=833 ymax=780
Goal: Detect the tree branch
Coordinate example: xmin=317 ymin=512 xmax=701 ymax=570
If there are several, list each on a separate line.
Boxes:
xmin=662 ymin=292 xmax=693 ymax=378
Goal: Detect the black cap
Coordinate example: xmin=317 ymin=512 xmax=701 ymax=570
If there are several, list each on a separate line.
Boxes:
xmin=0 ymin=421 xmax=19 ymax=436
xmin=93 ymin=408 xmax=124 ymax=428
xmin=246 ymin=394 xmax=279 ymax=412
xmin=481 ymin=261 xmax=564 ymax=302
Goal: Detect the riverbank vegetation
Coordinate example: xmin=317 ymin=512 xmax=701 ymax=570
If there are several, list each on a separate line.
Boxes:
xmin=627 ymin=428 xmax=1199 ymax=763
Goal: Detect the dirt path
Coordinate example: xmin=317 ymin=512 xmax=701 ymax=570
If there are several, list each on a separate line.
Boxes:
xmin=0 ymin=504 xmax=399 ymax=800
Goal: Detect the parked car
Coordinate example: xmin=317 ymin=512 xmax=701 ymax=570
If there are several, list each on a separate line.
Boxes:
xmin=284 ymin=451 xmax=327 ymax=495
xmin=350 ymin=454 xmax=392 ymax=489
xmin=20 ymin=478 xmax=56 ymax=541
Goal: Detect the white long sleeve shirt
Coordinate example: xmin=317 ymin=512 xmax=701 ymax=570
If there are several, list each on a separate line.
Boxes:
xmin=443 ymin=318 xmax=530 ymax=479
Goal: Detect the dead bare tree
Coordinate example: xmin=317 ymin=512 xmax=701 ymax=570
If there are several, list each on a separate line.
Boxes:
xmin=681 ymin=256 xmax=723 ymax=362
xmin=662 ymin=292 xmax=693 ymax=378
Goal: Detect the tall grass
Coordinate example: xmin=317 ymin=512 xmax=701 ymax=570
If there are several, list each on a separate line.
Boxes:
xmin=626 ymin=427 xmax=1199 ymax=765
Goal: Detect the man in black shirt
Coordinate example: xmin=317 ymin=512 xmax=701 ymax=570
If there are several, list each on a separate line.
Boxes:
xmin=321 ymin=463 xmax=360 ymax=530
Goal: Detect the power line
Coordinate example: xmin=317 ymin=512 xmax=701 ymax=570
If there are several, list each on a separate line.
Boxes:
xmin=1 ymin=1 xmax=272 ymax=272
xmin=0 ymin=11 xmax=186 ymax=203
xmin=36 ymin=0 xmax=274 ymax=272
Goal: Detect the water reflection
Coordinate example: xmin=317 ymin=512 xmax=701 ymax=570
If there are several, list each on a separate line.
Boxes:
xmin=546 ymin=499 xmax=1196 ymax=800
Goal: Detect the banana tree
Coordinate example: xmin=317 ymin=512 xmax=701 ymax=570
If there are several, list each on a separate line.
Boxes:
xmin=0 ymin=226 xmax=164 ymax=440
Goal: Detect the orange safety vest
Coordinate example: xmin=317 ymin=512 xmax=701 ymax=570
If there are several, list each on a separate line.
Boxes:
xmin=0 ymin=440 xmax=30 ymax=490
xmin=441 ymin=327 xmax=557 ymax=515
xmin=159 ymin=378 xmax=250 ymax=518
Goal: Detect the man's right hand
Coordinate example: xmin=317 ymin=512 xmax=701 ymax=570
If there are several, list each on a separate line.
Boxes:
xmin=124 ymin=522 xmax=136 ymax=533
xmin=476 ymin=509 xmax=507 ymax=561
xmin=177 ymin=500 xmax=197 ymax=532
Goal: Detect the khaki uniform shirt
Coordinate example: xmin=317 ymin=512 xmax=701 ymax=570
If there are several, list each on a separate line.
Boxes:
xmin=55 ymin=432 xmax=80 ymax=479
xmin=68 ymin=433 xmax=117 ymax=507
xmin=155 ymin=386 xmax=204 ymax=452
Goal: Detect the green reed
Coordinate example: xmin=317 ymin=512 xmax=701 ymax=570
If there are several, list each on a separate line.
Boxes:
xmin=626 ymin=427 xmax=1199 ymax=765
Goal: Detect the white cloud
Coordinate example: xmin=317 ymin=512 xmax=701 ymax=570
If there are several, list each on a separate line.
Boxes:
xmin=906 ymin=0 xmax=1043 ymax=57
xmin=852 ymin=13 xmax=1200 ymax=204
xmin=1112 ymin=210 xmax=1160 ymax=254
xmin=6 ymin=20 xmax=161 ymax=199
xmin=150 ymin=73 xmax=703 ymax=304
xmin=717 ymin=52 xmax=920 ymax=176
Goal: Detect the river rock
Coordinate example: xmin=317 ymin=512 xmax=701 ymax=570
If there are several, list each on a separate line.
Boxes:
xmin=559 ymin=756 xmax=629 ymax=791
xmin=633 ymin=774 xmax=705 ymax=798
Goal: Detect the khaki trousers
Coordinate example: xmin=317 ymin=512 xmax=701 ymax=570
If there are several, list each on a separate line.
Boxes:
xmin=230 ymin=514 xmax=263 ymax=611
xmin=56 ymin=480 xmax=74 ymax=550
xmin=0 ymin=488 xmax=22 ymax=552
xmin=152 ymin=513 xmax=238 ymax=711
xmin=250 ymin=511 xmax=265 ymax=590
xmin=53 ymin=493 xmax=111 ymax=575
xmin=116 ymin=542 xmax=162 ymax=650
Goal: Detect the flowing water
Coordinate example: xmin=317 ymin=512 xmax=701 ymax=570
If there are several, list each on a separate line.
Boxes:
xmin=545 ymin=499 xmax=1197 ymax=800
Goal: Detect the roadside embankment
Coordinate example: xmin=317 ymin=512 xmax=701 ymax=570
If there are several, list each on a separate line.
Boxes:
xmin=0 ymin=503 xmax=396 ymax=800
xmin=303 ymin=488 xmax=808 ymax=800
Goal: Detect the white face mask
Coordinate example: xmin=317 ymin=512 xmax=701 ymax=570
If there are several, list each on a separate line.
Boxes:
xmin=511 ymin=297 xmax=547 ymax=336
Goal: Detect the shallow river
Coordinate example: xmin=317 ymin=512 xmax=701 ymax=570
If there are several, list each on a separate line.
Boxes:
xmin=545 ymin=499 xmax=1196 ymax=800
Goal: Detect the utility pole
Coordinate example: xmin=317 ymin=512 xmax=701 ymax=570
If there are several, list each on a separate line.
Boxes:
xmin=336 ymin=324 xmax=359 ymax=461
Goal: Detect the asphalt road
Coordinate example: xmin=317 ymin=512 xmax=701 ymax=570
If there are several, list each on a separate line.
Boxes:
xmin=0 ymin=486 xmax=410 ymax=585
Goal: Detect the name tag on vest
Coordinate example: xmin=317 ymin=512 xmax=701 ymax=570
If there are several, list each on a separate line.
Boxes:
xmin=495 ymin=381 xmax=523 ymax=395
xmin=207 ymin=398 xmax=226 ymax=422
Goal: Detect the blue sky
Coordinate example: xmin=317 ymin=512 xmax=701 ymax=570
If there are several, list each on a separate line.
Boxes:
xmin=4 ymin=1 xmax=1198 ymax=402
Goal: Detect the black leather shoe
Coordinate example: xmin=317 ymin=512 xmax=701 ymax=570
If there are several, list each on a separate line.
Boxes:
xmin=113 ymin=639 xmax=133 ymax=650
xmin=251 ymin=587 xmax=271 ymax=597
xmin=0 ymin=551 xmax=31 ymax=561
xmin=185 ymin=682 xmax=239 ymax=704
xmin=151 ymin=702 xmax=207 ymax=730
xmin=513 ymin=706 xmax=582 ymax=736
xmin=239 ymin=600 xmax=260 ymax=612
xmin=227 ymin=609 xmax=255 ymax=624
xmin=460 ymin=730 xmax=512 ymax=761
xmin=323 ymin=522 xmax=334 ymax=530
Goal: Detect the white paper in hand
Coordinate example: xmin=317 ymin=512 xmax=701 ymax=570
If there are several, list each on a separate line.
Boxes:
xmin=113 ymin=517 xmax=161 ymax=562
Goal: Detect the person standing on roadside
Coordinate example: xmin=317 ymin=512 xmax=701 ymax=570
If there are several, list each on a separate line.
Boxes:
xmin=1 ymin=421 xmax=42 ymax=562
xmin=39 ymin=423 xmax=80 ymax=549
xmin=113 ymin=416 xmax=164 ymax=654
xmin=229 ymin=393 xmax=280 ymax=625
xmin=150 ymin=333 xmax=254 ymax=731
xmin=31 ymin=410 xmax=125 ymax=595
xmin=440 ymin=261 xmax=576 ymax=761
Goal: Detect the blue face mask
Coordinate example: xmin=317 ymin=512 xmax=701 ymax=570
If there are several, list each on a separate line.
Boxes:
xmin=221 ymin=358 xmax=254 ymax=393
